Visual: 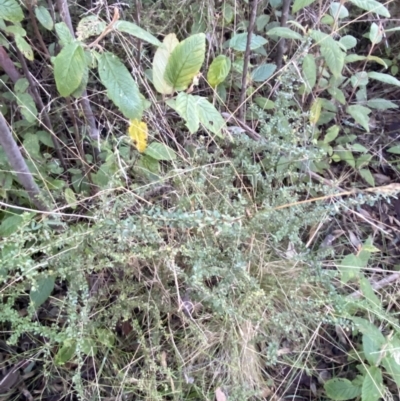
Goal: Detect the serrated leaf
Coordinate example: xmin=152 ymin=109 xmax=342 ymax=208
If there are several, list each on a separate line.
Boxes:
xmin=207 ymin=55 xmax=231 ymax=87
xmin=328 ymin=86 xmax=346 ymax=104
xmin=346 ymin=105 xmax=371 ymax=132
xmin=362 ymin=367 xmax=383 ymax=401
xmin=152 ymin=33 xmax=179 ymax=95
xmin=164 ymin=33 xmax=205 ymax=91
xmin=320 ymin=40 xmax=345 ymax=78
xmin=367 ymin=98 xmax=398 ymax=110
xmin=339 ymin=35 xmax=357 ymax=49
xmin=64 ymin=187 xmax=77 ymax=209
xmin=359 ymin=276 xmax=380 ymax=308
xmin=267 ymin=27 xmax=303 ymax=40
xmin=76 ymin=16 xmax=106 ymax=41
xmin=0 ymin=214 xmax=23 ymax=236
xmin=368 ymin=71 xmax=400 ymax=87
xmin=292 ymin=0 xmax=317 ymax=13
xmin=15 ymin=35 xmax=34 ymax=60
xmin=30 ymin=275 xmax=55 ymax=309
xmin=114 ymin=20 xmax=162 ymax=47
xmin=0 ymin=0 xmax=23 ymax=23
xmin=324 ymin=378 xmax=361 ymax=400
xmin=330 ymin=2 xmax=349 ymax=18
xmin=195 ymin=96 xmax=226 ymax=138
xmin=144 ymin=142 xmax=176 ymax=161
xmin=363 ymin=333 xmax=383 ymax=366
xmin=382 ymin=356 xmax=400 ymax=386
xmin=228 ymin=32 xmax=267 ymax=51
xmin=55 ymin=22 xmax=74 ymax=46
xmin=35 ymin=6 xmax=53 ymax=30
xmin=348 ymin=0 xmax=390 ymax=17
xmin=17 ymin=93 xmax=38 ymax=123
xmin=302 ymin=54 xmax=316 ymax=93
xmin=54 ymin=42 xmax=86 ymax=97
xmin=324 ymin=125 xmax=339 ymax=143
xmin=387 ymin=146 xmax=400 ymax=154
xmin=171 ymin=92 xmax=199 ymax=134
xmin=359 ymin=168 xmax=375 ymax=186
xmin=128 ymin=119 xmax=148 ymax=152
xmin=251 ymin=63 xmax=276 ymax=82
xmin=98 ymin=52 xmax=143 ymax=119
xmin=351 ymin=317 xmax=386 ymax=344
xmin=55 ymin=340 xmax=76 ymax=365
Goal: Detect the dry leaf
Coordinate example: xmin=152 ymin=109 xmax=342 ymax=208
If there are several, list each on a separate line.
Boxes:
xmin=128 ymin=119 xmax=148 ymax=153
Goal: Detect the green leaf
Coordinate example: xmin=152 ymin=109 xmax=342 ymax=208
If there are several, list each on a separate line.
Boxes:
xmin=17 ymin=93 xmax=38 ymax=123
xmin=346 ymin=105 xmax=371 ymax=132
xmin=55 ymin=340 xmax=76 ymax=365
xmin=207 ymin=55 xmax=231 ymax=87
xmin=348 ymin=0 xmax=390 ymax=17
xmin=228 ymin=32 xmax=267 ymax=51
xmin=292 ymin=0 xmax=317 ymax=13
xmin=359 ymin=275 xmax=380 ymax=308
xmin=35 ymin=6 xmax=53 ymax=30
xmin=254 ymin=96 xmax=275 ymax=110
xmin=369 ymin=23 xmax=382 ymax=44
xmin=363 ymin=333 xmax=383 ymax=366
xmin=359 ymin=168 xmax=375 ymax=186
xmin=64 ymin=188 xmax=77 ymax=209
xmin=328 ymin=87 xmax=346 ymax=104
xmin=3 ymin=25 xmax=26 ymax=36
xmin=367 ymin=98 xmax=398 ymax=110
xmin=195 ymin=96 xmax=226 ymax=138
xmin=30 ymin=275 xmax=55 ymax=309
xmin=256 ymin=15 xmax=270 ymax=31
xmin=338 ymin=253 xmax=362 ymax=283
xmin=15 ymin=35 xmax=34 ymax=61
xmin=164 ymin=33 xmax=205 ymax=91
xmin=352 ymin=317 xmax=386 ymax=345
xmin=350 ymin=71 xmax=369 ymax=88
xmin=14 ymin=78 xmax=29 ymax=93
xmin=114 ymin=20 xmax=162 ymax=47
xmin=0 ymin=214 xmax=23 ymax=236
xmin=339 ymin=35 xmax=357 ymax=50
xmin=368 ymin=71 xmax=400 ymax=87
xmin=23 ymin=132 xmax=40 ymax=157
xmin=330 ymin=2 xmax=349 ymax=18
xmin=324 ymin=125 xmax=339 ymax=143
xmin=0 ymin=0 xmax=23 ymax=23
xmin=362 ymin=366 xmax=383 ymax=401
xmin=251 ymin=63 xmax=276 ymax=82
xmin=54 ymin=42 xmax=87 ymax=97
xmin=171 ymin=92 xmax=199 ymax=134
xmin=55 ymin=22 xmax=74 ymax=47
xmin=302 ymin=54 xmax=316 ymax=93
xmin=144 ymin=142 xmax=176 ymax=161
xmin=320 ymin=41 xmax=345 ymax=78
xmin=324 ymin=378 xmax=361 ymax=400
xmin=387 ymin=146 xmax=400 ymax=154
xmin=223 ymin=3 xmax=234 ymax=24
xmin=37 ymin=130 xmax=54 ymax=148
xmin=76 ymin=16 xmax=106 ymax=41
xmin=266 ymin=27 xmax=303 ymax=40
xmin=152 ymin=33 xmax=179 ymax=95
xmin=345 ymin=54 xmax=387 ymax=68
xmin=98 ymin=52 xmax=143 ymax=119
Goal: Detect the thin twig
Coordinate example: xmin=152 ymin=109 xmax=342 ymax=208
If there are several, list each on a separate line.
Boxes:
xmin=275 ymin=0 xmax=291 ymax=70
xmin=238 ymin=0 xmax=259 ymax=121
xmin=25 ymin=0 xmax=50 ymax=59
xmin=0 ymin=46 xmax=21 ymax=83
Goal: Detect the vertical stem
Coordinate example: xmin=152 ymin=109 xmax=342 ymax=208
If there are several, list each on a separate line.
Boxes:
xmin=275 ymin=0 xmax=291 ymax=70
xmin=238 ymin=0 xmax=259 ymax=121
xmin=0 ymin=112 xmax=48 ymax=211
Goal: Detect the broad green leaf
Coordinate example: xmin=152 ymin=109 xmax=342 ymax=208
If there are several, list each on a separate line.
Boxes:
xmin=254 ymin=96 xmax=275 ymax=110
xmin=3 ymin=25 xmax=26 ymax=36
xmin=382 ymin=356 xmax=400 ymax=386
xmin=64 ymin=188 xmax=77 ymax=209
xmin=339 ymin=35 xmax=357 ymax=50
xmin=362 ymin=367 xmax=383 ymax=401
xmin=359 ymin=276 xmax=380 ymax=307
xmin=228 ymin=32 xmax=267 ymax=51
xmin=320 ymin=40 xmax=345 ymax=78
xmin=55 ymin=22 xmax=74 ymax=46
xmin=267 ymin=27 xmax=303 ymax=40
xmin=292 ymin=0 xmax=317 ymax=13
xmin=37 ymin=130 xmax=54 ymax=148
xmin=385 ymin=27 xmax=400 ymax=33
xmin=172 ymin=92 xmax=199 ymax=134
xmin=338 ymin=253 xmax=362 ymax=283
xmin=98 ymin=52 xmax=143 ymax=119
xmin=144 ymin=142 xmax=176 ymax=161
xmin=23 ymin=133 xmax=40 ymax=158
xmin=345 ymin=54 xmax=387 ymax=68
xmin=324 ymin=125 xmax=339 ymax=143
xmin=330 ymin=2 xmax=349 ymax=18
xmin=350 ymin=71 xmax=369 ymax=88
xmin=17 ymin=93 xmax=37 ymax=123
xmin=35 ymin=5 xmax=53 ymax=30
xmin=387 ymin=146 xmax=400 ymax=154
xmin=15 ymin=35 xmax=34 ymax=60
xmin=367 ymin=98 xmax=398 ymax=110
xmin=251 ymin=63 xmax=276 ymax=82
xmin=76 ymin=16 xmax=106 ymax=41
xmin=328 ymin=87 xmax=346 ymax=104
xmin=114 ymin=20 xmax=162 ymax=47
xmin=309 ymin=97 xmax=322 ymax=125
xmin=368 ymin=71 xmax=400 ymax=87
xmin=346 ymin=105 xmax=371 ymax=132
xmin=30 ymin=275 xmax=55 ymax=309
xmin=71 ymin=67 xmax=88 ymax=98
xmin=351 ymin=317 xmax=386 ymax=345
xmin=324 ymin=378 xmax=361 ymax=400
xmin=348 ymin=0 xmax=390 ymax=17
xmin=363 ymin=333 xmax=383 ymax=366
xmin=0 ymin=0 xmax=23 ymax=23
xmin=152 ymin=33 xmax=179 ymax=95
xmin=54 ymin=42 xmax=86 ymax=97
xmin=223 ymin=3 xmax=234 ymax=24
xmin=164 ymin=33 xmax=205 ymax=91
xmin=14 ymin=78 xmax=29 ymax=93
xmin=207 ymin=55 xmax=231 ymax=87
xmin=302 ymin=54 xmax=316 ymax=93
xmin=55 ymin=340 xmax=76 ymax=365
xmin=195 ymin=96 xmax=226 ymax=138
xmin=0 ymin=214 xmax=23 ymax=236
xmin=369 ymin=23 xmax=382 ymax=44
xmin=256 ymin=15 xmax=270 ymax=31
xmin=359 ymin=168 xmax=375 ymax=186
xmin=96 ymin=329 xmax=116 ymax=347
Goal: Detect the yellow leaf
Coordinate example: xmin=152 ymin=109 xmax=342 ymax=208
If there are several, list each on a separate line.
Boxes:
xmin=309 ymin=97 xmax=322 ymax=125
xmin=128 ymin=119 xmax=148 ymax=153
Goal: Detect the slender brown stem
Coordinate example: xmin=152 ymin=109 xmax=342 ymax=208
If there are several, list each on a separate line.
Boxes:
xmin=135 ymin=0 xmax=142 ymax=65
xmin=0 ymin=46 xmax=21 ymax=83
xmin=238 ymin=0 xmax=259 ymax=121
xmin=275 ymin=0 xmax=291 ymax=70
xmin=25 ymin=1 xmax=50 ymax=59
